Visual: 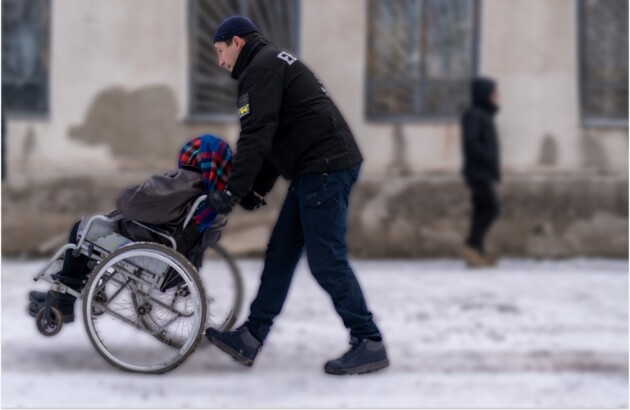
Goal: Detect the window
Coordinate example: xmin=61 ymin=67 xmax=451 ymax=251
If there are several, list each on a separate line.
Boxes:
xmin=367 ymin=0 xmax=479 ymax=121
xmin=579 ymin=0 xmax=628 ymax=126
xmin=1 ymin=0 xmax=51 ymax=116
xmin=188 ymin=0 xmax=299 ymax=120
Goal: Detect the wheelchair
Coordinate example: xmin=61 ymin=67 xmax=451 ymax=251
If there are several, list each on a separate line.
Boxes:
xmin=32 ymin=195 xmax=244 ymax=374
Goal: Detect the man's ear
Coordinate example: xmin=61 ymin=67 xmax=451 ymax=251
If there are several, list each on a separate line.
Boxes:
xmin=233 ymin=35 xmax=244 ymax=50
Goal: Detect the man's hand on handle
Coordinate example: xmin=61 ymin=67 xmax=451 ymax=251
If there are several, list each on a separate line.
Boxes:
xmin=240 ymin=190 xmax=267 ymax=211
xmin=206 ymin=190 xmax=241 ymax=214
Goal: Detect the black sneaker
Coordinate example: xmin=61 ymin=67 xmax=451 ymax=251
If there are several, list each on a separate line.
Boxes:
xmin=205 ymin=324 xmax=262 ymax=366
xmin=27 ymin=290 xmax=76 ymax=323
xmin=324 ymin=337 xmax=390 ymax=375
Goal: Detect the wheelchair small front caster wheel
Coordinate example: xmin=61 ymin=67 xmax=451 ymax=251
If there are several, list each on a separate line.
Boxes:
xmin=36 ymin=307 xmax=63 ymax=336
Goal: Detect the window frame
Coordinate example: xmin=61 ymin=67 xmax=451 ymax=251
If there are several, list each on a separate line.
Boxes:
xmin=577 ymin=0 xmax=629 ymax=128
xmin=1 ymin=0 xmax=52 ymax=119
xmin=364 ymin=0 xmax=481 ymax=124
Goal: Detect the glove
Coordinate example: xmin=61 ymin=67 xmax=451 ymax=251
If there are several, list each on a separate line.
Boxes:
xmin=206 ymin=190 xmax=240 ymax=214
xmin=239 ymin=191 xmax=267 ymax=211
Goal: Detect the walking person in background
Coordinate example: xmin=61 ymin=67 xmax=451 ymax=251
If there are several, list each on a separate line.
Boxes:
xmin=203 ymin=16 xmax=388 ymax=375
xmin=460 ymin=77 xmax=501 ymax=268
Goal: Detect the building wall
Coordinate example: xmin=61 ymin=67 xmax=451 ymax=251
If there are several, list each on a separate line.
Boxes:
xmin=302 ymin=0 xmax=628 ymax=177
xmin=2 ymin=0 xmax=627 ymax=257
xmin=302 ymin=0 xmax=462 ymax=176
xmin=6 ymin=0 xmax=628 ymax=178
xmin=5 ymin=0 xmax=245 ymax=180
xmin=482 ymin=0 xmax=627 ymax=175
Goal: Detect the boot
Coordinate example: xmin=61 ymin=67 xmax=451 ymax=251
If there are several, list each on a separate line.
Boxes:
xmin=484 ymin=253 xmax=498 ymax=267
xmin=205 ymin=324 xmax=262 ymax=366
xmin=28 ymin=290 xmax=76 ymax=323
xmin=324 ymin=337 xmax=390 ymax=375
xmin=460 ymin=245 xmax=493 ymax=268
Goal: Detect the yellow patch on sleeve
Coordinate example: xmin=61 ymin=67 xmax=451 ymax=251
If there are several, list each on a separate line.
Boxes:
xmin=238 ymin=103 xmax=250 ymax=118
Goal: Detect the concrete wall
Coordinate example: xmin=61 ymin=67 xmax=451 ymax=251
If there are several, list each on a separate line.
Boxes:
xmin=5 ymin=0 xmax=245 ymax=180
xmin=301 ymin=0 xmax=462 ymax=176
xmin=481 ymin=0 xmax=627 ymax=175
xmin=349 ymin=175 xmax=628 ymax=258
xmin=2 ymin=0 xmax=627 ymax=257
xmin=8 ymin=0 xmax=183 ymax=176
xmin=4 ymin=173 xmax=627 ymax=258
xmin=302 ymin=0 xmax=628 ymax=177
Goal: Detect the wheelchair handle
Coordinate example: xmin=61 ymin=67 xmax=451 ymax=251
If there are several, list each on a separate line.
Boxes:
xmin=182 ymin=195 xmax=208 ymax=230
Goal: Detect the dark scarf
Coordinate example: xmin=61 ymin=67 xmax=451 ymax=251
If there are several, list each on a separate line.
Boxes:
xmin=231 ymin=36 xmax=271 ymax=80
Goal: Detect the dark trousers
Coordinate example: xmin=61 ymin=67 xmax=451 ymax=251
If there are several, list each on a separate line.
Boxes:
xmin=466 ymin=179 xmax=500 ymax=253
xmin=58 ymin=221 xmax=90 ymax=289
xmin=247 ymin=164 xmax=381 ymax=343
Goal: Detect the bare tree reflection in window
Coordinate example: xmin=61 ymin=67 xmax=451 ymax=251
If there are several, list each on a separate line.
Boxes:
xmin=367 ymin=0 xmax=478 ymax=121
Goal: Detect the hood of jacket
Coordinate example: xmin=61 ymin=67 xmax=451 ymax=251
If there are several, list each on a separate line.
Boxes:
xmin=471 ymin=77 xmax=499 ymax=115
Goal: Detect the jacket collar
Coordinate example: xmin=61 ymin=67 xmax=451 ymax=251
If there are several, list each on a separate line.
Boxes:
xmin=231 ymin=36 xmax=270 ymax=80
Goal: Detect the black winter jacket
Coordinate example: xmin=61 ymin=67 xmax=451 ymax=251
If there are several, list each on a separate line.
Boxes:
xmin=226 ymin=37 xmax=363 ymax=198
xmin=461 ymin=78 xmax=501 ymax=183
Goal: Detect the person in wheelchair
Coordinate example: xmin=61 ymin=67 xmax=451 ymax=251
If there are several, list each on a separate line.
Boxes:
xmin=28 ymin=134 xmax=243 ymax=323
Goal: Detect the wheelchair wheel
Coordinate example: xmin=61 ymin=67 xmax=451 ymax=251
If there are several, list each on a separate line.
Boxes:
xmin=36 ymin=307 xmax=63 ymax=336
xmin=82 ymin=242 xmax=206 ymax=374
xmin=199 ymin=243 xmax=244 ymax=331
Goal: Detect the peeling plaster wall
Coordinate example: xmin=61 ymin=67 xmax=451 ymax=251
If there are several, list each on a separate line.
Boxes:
xmin=3 ymin=175 xmax=627 ymax=257
xmin=5 ymin=0 xmax=191 ymax=176
xmin=347 ymin=175 xmax=627 ymax=258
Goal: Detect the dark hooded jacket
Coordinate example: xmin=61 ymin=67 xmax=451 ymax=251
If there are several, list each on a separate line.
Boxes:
xmin=461 ymin=78 xmax=501 ymax=183
xmin=225 ymin=36 xmax=363 ymax=198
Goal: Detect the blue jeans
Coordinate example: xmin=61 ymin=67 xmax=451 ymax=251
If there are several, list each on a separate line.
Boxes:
xmin=247 ymin=164 xmax=381 ymax=342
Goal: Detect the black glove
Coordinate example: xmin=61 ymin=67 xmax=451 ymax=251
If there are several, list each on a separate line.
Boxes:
xmin=206 ymin=190 xmax=240 ymax=214
xmin=239 ymin=190 xmax=267 ymax=211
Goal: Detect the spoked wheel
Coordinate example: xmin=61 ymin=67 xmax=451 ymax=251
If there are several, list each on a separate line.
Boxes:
xmin=199 ymin=243 xmax=244 ymax=332
xmin=130 ymin=271 xmax=194 ymax=347
xmin=82 ymin=242 xmax=206 ymax=374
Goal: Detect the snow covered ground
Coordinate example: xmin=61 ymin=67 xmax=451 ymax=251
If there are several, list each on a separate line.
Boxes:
xmin=2 ymin=257 xmax=628 ymax=408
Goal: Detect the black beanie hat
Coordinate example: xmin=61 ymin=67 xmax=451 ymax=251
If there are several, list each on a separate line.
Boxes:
xmin=213 ymin=15 xmax=259 ymax=43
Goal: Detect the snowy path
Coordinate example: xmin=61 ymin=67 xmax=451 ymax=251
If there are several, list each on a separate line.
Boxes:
xmin=2 ymin=258 xmax=628 ymax=408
